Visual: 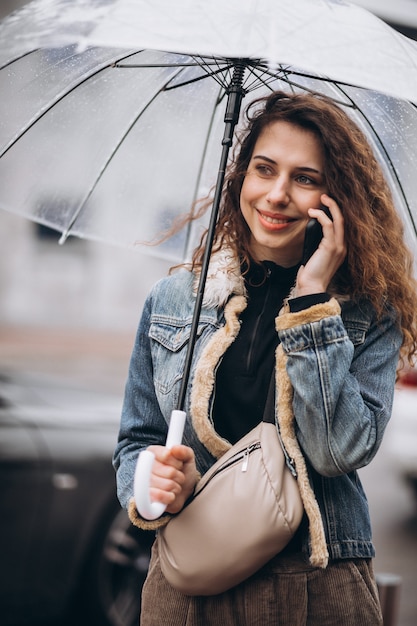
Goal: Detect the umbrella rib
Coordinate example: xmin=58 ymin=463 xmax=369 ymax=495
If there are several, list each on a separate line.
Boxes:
xmin=0 ymin=47 xmax=39 ymax=71
xmin=247 ymin=62 xmax=359 ymax=107
xmin=162 ymin=57 xmax=236 ymax=91
xmin=118 ymin=56 xmax=249 ymax=93
xmin=59 ymin=65 xmax=187 ymax=242
xmin=225 ymin=60 xmax=360 ymax=109
xmin=243 ymin=64 xmax=285 ymax=92
xmin=275 ymin=67 xmax=361 ymax=94
xmin=115 ymin=55 xmax=236 ymax=91
xmin=163 ymin=67 xmax=231 ymax=91
xmin=182 ymin=84 xmax=225 ymax=259
xmin=337 ymin=87 xmax=416 ymax=236
xmin=0 ymin=48 xmax=158 ymax=159
xmin=115 ymin=59 xmax=223 ymax=68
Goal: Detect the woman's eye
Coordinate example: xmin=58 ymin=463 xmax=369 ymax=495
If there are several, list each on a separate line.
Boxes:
xmin=255 ymin=164 xmax=273 ymax=176
xmin=296 ymin=174 xmax=314 ymax=185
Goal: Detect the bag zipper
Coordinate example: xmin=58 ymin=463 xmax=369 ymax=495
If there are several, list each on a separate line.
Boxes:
xmin=212 ymin=442 xmax=261 ymax=477
xmin=241 ymin=442 xmax=260 ymax=472
xmin=195 ymin=442 xmax=261 ymax=498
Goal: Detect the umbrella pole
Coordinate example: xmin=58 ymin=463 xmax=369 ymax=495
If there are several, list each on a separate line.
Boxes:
xmin=138 ymin=63 xmax=246 ymax=518
xmin=176 ymin=60 xmax=247 ymax=412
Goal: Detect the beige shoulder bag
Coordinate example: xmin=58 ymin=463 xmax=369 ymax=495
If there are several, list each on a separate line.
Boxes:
xmin=158 ymin=376 xmax=304 ymax=596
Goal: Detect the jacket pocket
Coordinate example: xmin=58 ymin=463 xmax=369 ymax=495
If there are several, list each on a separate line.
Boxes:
xmin=149 ymin=319 xmax=213 ymax=394
xmin=343 ymin=320 xmax=369 ymax=346
xmin=341 ymin=300 xmax=372 ymax=347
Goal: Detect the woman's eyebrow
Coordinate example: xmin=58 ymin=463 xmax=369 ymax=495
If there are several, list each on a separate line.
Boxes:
xmin=252 ymin=155 xmax=323 ymax=175
xmin=252 ymin=155 xmax=276 ymax=164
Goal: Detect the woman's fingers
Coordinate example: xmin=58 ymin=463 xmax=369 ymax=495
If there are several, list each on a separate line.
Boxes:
xmin=295 ymin=195 xmax=346 ymax=296
xmin=145 ymin=444 xmax=198 ymax=511
xmin=320 ymin=194 xmax=346 ymax=255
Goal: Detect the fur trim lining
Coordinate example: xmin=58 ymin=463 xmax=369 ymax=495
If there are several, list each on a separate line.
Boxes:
xmin=276 ymin=344 xmax=329 ymax=568
xmin=277 ymin=298 xmax=341 ymax=330
xmin=194 ymin=248 xmax=246 ymax=309
xmin=190 ymin=294 xmax=247 ymax=459
xmin=128 ymin=497 xmax=172 ymax=531
xmin=275 ymin=297 xmax=339 ymax=567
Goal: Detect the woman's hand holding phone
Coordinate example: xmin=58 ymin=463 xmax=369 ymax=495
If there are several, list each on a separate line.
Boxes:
xmin=296 ymin=194 xmax=346 ymax=297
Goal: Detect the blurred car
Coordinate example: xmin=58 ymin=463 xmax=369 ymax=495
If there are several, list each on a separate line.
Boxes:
xmin=388 ymin=365 xmax=417 ymax=500
xmin=0 ymin=370 xmax=154 ymax=626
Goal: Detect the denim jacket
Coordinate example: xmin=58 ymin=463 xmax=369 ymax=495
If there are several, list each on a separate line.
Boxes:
xmin=113 ymin=249 xmax=402 ymax=564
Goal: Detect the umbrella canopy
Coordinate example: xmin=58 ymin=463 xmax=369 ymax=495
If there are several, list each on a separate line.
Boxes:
xmin=0 ymin=0 xmax=417 ymax=261
xmin=2 ymin=0 xmax=417 ymax=102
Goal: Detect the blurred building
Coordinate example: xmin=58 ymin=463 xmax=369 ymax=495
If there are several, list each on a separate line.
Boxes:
xmin=0 ymin=209 xmax=171 ymax=331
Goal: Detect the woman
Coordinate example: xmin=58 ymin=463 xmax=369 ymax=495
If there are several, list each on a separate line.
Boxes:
xmin=113 ymin=91 xmax=417 ymax=625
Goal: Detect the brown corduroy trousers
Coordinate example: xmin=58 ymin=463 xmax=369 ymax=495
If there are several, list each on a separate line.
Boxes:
xmin=140 ymin=539 xmax=383 ymax=626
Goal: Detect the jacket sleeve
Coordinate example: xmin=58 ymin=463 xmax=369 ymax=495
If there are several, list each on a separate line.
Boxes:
xmin=276 ymin=298 xmax=402 ymax=477
xmin=112 ymin=290 xmax=172 ymax=530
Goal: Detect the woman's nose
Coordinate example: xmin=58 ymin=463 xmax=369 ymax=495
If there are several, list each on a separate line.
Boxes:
xmin=266 ymin=177 xmax=290 ymax=204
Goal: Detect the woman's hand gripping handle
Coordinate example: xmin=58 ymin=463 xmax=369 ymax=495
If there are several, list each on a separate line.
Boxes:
xmin=134 ymin=410 xmax=186 ymax=520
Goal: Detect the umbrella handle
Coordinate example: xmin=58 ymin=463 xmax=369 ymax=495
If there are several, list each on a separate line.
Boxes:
xmin=134 ymin=410 xmax=186 ymax=520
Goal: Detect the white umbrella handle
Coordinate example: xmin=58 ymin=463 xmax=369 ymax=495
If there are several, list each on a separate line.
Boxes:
xmin=134 ymin=409 xmax=186 ymax=520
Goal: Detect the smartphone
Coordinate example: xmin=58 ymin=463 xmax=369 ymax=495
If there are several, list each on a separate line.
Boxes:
xmin=301 ymin=204 xmax=333 ymax=265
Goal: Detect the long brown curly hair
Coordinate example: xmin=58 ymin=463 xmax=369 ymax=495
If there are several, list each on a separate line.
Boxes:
xmin=183 ymin=91 xmax=417 ymax=362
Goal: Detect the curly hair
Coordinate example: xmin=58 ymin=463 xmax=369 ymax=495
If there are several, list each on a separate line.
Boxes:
xmin=186 ymin=91 xmax=417 ymax=362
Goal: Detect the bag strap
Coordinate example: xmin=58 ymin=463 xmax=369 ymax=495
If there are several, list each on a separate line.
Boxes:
xmin=263 ymin=368 xmax=298 ymax=477
xmin=262 ymin=368 xmax=276 ymax=425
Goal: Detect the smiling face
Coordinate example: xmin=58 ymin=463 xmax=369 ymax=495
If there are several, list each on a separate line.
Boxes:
xmin=240 ymin=120 xmax=327 ymax=267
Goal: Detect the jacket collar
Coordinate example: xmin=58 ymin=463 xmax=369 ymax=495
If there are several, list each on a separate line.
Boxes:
xmin=194 ymin=248 xmax=246 ymax=309
xmin=196 ymin=247 xmax=349 ymax=309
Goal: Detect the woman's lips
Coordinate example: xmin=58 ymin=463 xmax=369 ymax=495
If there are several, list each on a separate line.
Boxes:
xmin=257 ymin=209 xmax=296 ymax=230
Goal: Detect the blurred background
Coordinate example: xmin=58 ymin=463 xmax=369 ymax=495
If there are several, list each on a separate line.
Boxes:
xmin=0 ymin=2 xmax=417 ymax=626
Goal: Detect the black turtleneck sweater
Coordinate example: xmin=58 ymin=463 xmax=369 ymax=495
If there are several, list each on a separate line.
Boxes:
xmin=212 ymin=261 xmax=298 ymax=444
xmin=212 ymin=261 xmax=329 ymax=444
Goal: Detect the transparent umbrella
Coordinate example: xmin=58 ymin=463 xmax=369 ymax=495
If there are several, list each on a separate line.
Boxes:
xmin=1 ymin=0 xmax=417 ymax=412
xmin=0 ymin=0 xmax=417 ymax=259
